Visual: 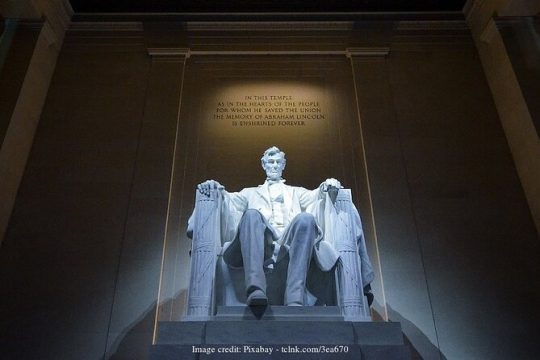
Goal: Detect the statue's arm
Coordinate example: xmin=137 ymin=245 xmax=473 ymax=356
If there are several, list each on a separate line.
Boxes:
xmin=219 ymin=188 xmax=248 ymax=244
xmin=193 ymin=179 xmax=247 ymax=211
xmin=222 ymin=188 xmax=248 ymax=213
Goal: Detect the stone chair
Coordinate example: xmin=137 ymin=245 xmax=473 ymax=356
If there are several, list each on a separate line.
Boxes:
xmin=183 ymin=188 xmax=372 ymax=321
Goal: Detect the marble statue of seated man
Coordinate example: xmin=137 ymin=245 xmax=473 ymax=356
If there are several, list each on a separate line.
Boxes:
xmin=195 ymin=146 xmax=374 ymax=307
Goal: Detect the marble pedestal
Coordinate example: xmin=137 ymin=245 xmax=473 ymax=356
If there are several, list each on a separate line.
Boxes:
xmin=150 ymin=306 xmax=410 ymax=359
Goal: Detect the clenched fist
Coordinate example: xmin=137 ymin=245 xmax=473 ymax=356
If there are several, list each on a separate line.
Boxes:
xmin=197 ymin=180 xmax=224 ymax=197
xmin=320 ymin=178 xmax=342 ymax=192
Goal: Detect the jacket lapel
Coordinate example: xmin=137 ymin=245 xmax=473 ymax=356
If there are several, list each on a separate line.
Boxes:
xmin=283 ymin=185 xmax=293 ymax=220
xmin=256 ymin=183 xmax=271 ymax=205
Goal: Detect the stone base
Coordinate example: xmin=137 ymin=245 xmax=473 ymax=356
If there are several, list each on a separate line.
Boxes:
xmin=152 ymin=306 xmax=410 ymax=359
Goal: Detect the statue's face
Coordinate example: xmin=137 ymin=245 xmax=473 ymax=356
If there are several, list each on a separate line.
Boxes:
xmin=262 ymin=153 xmax=285 ymax=181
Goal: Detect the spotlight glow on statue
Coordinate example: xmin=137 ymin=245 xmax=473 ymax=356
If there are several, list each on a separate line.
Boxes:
xmin=193 ymin=146 xmax=373 ymax=308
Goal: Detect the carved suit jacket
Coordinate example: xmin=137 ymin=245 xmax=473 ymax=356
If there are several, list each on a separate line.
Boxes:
xmin=217 ymin=180 xmax=374 ymax=286
xmin=187 ymin=180 xmax=374 ymax=285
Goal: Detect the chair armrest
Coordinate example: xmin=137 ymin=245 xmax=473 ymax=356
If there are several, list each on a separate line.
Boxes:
xmin=184 ymin=188 xmax=222 ymax=320
xmin=324 ymin=188 xmax=371 ymax=321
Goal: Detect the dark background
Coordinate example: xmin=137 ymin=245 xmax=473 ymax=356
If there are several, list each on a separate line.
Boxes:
xmin=70 ymin=0 xmax=467 ymax=13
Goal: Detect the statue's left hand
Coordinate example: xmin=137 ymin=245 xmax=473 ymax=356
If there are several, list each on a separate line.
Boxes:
xmin=321 ymin=178 xmax=342 ymax=192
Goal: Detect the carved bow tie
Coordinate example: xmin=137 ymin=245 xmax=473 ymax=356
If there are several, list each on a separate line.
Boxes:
xmin=266 ymin=178 xmax=285 ymax=185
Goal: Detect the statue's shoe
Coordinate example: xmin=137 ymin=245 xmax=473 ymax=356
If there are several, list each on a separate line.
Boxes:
xmin=247 ymin=289 xmax=268 ymax=306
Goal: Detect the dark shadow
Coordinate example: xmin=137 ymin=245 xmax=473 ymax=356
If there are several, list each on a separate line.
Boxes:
xmin=383 ymin=303 xmax=447 ymax=360
xmin=249 ymin=305 xmax=268 ymax=319
xmin=106 ymin=289 xmax=188 ymax=360
xmin=106 ymin=301 xmax=156 ymax=360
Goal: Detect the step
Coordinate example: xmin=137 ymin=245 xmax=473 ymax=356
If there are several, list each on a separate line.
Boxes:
xmin=206 ymin=320 xmax=354 ymax=344
xmin=156 ymin=320 xmax=404 ymax=346
xmin=214 ymin=305 xmax=344 ymax=321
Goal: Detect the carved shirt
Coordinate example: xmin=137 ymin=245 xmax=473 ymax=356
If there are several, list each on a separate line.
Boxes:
xmin=267 ymin=180 xmax=286 ymax=236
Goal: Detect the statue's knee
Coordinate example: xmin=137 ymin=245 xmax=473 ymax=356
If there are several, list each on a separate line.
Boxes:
xmin=295 ymin=212 xmax=316 ymax=228
xmin=241 ymin=209 xmax=264 ymax=224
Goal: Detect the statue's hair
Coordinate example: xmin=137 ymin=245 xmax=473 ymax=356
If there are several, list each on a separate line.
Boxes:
xmin=261 ymin=146 xmax=286 ymax=167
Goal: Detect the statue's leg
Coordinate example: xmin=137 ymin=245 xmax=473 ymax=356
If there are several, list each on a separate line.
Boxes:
xmin=284 ymin=212 xmax=317 ymax=306
xmin=238 ymin=209 xmax=268 ymax=304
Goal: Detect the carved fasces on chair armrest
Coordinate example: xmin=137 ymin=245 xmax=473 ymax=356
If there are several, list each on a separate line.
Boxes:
xmin=185 ymin=188 xmax=222 ymax=319
xmin=189 ymin=188 xmax=222 ymax=248
xmin=187 ymin=188 xmax=222 ymax=239
xmin=324 ymin=188 xmax=370 ymax=320
xmin=327 ymin=187 xmax=353 ymax=210
xmin=328 ymin=189 xmax=357 ymax=250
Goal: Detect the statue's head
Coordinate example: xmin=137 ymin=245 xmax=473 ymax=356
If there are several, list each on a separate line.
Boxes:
xmin=261 ymin=146 xmax=286 ymax=181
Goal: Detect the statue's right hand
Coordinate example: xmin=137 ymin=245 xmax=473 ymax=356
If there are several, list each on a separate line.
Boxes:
xmin=197 ymin=180 xmax=224 ymax=197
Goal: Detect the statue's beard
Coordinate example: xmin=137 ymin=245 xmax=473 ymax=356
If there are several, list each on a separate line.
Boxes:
xmin=266 ymin=170 xmax=283 ymax=181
